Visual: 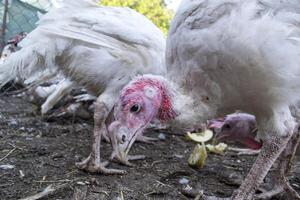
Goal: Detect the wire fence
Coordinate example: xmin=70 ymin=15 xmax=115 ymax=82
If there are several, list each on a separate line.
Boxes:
xmin=0 ymin=0 xmax=57 ymax=50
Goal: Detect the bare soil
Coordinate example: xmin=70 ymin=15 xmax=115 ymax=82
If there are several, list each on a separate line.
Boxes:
xmin=0 ymin=95 xmax=300 ymax=200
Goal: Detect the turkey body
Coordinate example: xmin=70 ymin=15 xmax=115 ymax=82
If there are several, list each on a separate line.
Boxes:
xmin=9 ymin=0 xmax=166 ymax=97
xmin=167 ymin=0 xmax=300 ymax=133
xmin=167 ymin=0 xmax=300 ymax=199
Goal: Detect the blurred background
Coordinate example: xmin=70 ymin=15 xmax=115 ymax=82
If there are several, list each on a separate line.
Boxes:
xmin=0 ymin=0 xmax=181 ymax=50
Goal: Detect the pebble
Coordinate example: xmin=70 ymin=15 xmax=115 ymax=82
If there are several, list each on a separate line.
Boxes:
xmin=19 ymin=170 xmax=25 ymax=178
xmin=76 ymin=181 xmax=86 ymax=186
xmin=174 ymin=154 xmax=184 ymax=159
xmin=0 ymin=164 xmax=15 ymax=170
xmin=8 ymin=119 xmax=18 ymax=126
xmin=179 ymin=177 xmax=189 ymax=185
xmin=158 ymin=133 xmax=166 ymax=140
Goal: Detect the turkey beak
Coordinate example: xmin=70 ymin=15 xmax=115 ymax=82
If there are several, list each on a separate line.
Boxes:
xmin=208 ymin=118 xmax=226 ymax=142
xmin=108 ymin=121 xmax=145 ymax=165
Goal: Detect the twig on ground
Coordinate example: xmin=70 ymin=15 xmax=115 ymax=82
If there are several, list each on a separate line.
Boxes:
xmin=120 ymin=190 xmax=124 ymax=200
xmin=144 ymin=191 xmax=160 ymax=196
xmin=0 ymin=183 xmax=14 ymax=187
xmin=65 ymin=169 xmax=78 ymax=176
xmin=0 ymin=172 xmax=8 ymax=178
xmin=227 ymin=147 xmax=260 ymax=156
xmin=0 ymin=146 xmax=16 ymax=162
xmin=155 ymin=180 xmax=172 ymax=189
xmin=34 ymin=179 xmax=73 ymax=183
xmin=154 ymin=180 xmax=189 ymax=200
xmin=92 ymin=189 xmax=109 ymax=196
xmin=9 ymin=142 xmax=25 ymax=151
xmin=151 ymin=160 xmax=163 ymax=167
xmin=18 ymin=183 xmax=68 ymax=200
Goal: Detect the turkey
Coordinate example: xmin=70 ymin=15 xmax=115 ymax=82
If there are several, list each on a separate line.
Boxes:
xmin=0 ymin=32 xmax=27 ymax=91
xmin=109 ymin=0 xmax=300 ymax=199
xmin=0 ymin=0 xmax=166 ymax=174
xmin=0 ymin=32 xmax=27 ymax=64
xmin=210 ymin=109 xmax=300 ymax=199
xmin=0 ymin=31 xmax=74 ymax=115
xmin=209 ymin=113 xmax=261 ymax=151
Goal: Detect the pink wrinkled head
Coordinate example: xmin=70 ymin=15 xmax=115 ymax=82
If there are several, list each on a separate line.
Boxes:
xmin=118 ymin=76 xmax=176 ymax=123
xmin=109 ymin=75 xmax=177 ymax=159
xmin=209 ymin=113 xmax=263 ymax=150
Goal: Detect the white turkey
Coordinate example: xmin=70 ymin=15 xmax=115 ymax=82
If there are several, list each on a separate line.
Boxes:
xmin=0 ymin=32 xmax=27 ymax=64
xmin=209 ymin=111 xmax=300 ymax=199
xmin=0 ymin=0 xmax=166 ymax=174
xmin=0 ymin=32 xmax=75 ymax=116
xmin=109 ymin=0 xmax=300 ymax=199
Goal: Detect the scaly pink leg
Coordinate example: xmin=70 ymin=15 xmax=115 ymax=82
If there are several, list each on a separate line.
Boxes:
xmin=199 ymin=125 xmax=296 ymax=200
xmin=231 ymin=133 xmax=294 ymax=200
xmin=76 ymin=100 xmax=125 ymax=175
xmin=257 ymin=129 xmax=300 ymax=200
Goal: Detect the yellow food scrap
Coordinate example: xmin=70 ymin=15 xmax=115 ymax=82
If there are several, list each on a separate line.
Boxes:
xmin=188 ymin=143 xmax=207 ymax=168
xmin=186 ymin=129 xmax=213 ymax=143
xmin=206 ymin=143 xmax=228 ymax=155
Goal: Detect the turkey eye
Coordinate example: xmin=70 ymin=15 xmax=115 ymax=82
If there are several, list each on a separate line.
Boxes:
xmin=130 ymin=104 xmax=141 ymax=113
xmin=121 ymin=135 xmax=126 ymax=143
xmin=223 ymin=124 xmax=231 ymax=130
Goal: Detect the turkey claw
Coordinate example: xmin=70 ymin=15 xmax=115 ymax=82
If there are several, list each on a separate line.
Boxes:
xmin=76 ymin=154 xmax=126 ymax=175
xmin=110 ymin=153 xmax=145 ymax=166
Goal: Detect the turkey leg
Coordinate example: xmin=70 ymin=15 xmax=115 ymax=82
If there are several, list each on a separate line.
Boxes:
xmin=76 ymin=96 xmax=125 ymax=174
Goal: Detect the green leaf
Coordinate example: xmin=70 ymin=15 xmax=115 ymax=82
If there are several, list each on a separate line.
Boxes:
xmin=100 ymin=0 xmax=173 ymax=34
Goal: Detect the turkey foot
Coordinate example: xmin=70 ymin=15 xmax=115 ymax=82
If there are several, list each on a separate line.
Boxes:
xmin=76 ymin=99 xmax=125 ymax=174
xmin=76 ymin=154 xmax=125 ymax=174
xmin=110 ymin=152 xmax=145 ymax=166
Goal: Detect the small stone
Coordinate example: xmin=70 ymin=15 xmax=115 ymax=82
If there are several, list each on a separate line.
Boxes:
xmin=19 ymin=170 xmax=25 ymax=178
xmin=76 ymin=181 xmax=86 ymax=186
xmin=181 ymin=185 xmax=197 ymax=198
xmin=90 ymin=178 xmax=99 ymax=185
xmin=8 ymin=119 xmax=18 ymax=126
xmin=174 ymin=154 xmax=183 ymax=159
xmin=158 ymin=133 xmax=166 ymax=140
xmin=19 ymin=127 xmax=26 ymax=131
xmin=179 ymin=177 xmax=189 ymax=185
xmin=183 ymin=184 xmax=193 ymax=191
xmin=0 ymin=164 xmax=15 ymax=170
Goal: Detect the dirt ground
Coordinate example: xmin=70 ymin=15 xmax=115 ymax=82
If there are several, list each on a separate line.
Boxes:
xmin=0 ymin=95 xmax=300 ymax=200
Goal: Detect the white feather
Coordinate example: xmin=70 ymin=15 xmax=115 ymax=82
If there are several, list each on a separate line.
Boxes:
xmin=166 ymin=0 xmax=300 ymax=135
xmin=0 ymin=0 xmax=166 ymax=105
